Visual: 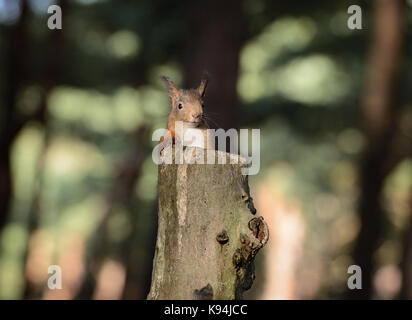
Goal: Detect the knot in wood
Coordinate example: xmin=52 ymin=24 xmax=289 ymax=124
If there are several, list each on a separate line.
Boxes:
xmin=216 ymin=230 xmax=229 ymax=245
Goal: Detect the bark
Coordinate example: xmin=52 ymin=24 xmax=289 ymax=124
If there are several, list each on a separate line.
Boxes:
xmin=350 ymin=0 xmax=406 ymax=299
xmin=148 ymin=147 xmax=268 ymax=300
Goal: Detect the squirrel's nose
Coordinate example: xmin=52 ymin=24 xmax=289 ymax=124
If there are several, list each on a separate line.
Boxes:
xmin=192 ymin=113 xmax=201 ymax=121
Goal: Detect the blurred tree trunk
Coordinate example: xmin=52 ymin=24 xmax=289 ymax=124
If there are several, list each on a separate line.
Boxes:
xmin=184 ymin=0 xmax=245 ymax=131
xmin=350 ymin=0 xmax=406 ymax=299
xmin=0 ymin=0 xmax=29 ymax=233
xmin=22 ymin=1 xmax=66 ymax=299
xmin=148 ymin=148 xmax=268 ymax=299
xmin=121 ymin=202 xmax=158 ymax=299
xmin=75 ymin=126 xmax=151 ymax=299
xmin=256 ymin=186 xmax=304 ymax=300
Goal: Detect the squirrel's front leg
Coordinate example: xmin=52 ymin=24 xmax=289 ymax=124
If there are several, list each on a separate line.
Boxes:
xmin=159 ymin=131 xmax=173 ymax=153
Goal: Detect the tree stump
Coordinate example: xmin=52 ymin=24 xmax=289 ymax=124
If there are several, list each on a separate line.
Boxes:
xmin=147 ymin=147 xmax=269 ymax=300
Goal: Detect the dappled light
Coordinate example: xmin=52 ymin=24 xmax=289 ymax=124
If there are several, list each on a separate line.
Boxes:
xmin=0 ymin=0 xmax=411 ymax=301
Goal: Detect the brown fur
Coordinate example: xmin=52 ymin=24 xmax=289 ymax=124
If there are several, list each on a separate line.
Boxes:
xmin=161 ymin=73 xmax=209 ymax=143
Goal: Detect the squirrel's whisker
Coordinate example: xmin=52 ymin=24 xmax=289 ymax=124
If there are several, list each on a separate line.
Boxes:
xmin=202 ymin=115 xmax=219 ymax=128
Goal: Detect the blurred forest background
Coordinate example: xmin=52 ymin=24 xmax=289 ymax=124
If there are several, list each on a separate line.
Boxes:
xmin=0 ymin=0 xmax=412 ymax=300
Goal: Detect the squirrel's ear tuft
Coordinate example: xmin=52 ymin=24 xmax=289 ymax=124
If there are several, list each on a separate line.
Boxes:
xmin=197 ymin=71 xmax=209 ymax=97
xmin=161 ymin=76 xmax=179 ymax=99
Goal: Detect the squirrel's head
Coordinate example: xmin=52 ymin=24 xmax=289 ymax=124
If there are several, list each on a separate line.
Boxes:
xmin=161 ymin=72 xmax=208 ymax=127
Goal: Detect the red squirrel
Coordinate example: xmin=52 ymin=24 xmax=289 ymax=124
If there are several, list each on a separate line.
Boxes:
xmin=158 ymin=73 xmax=256 ymax=214
xmin=159 ymin=73 xmax=213 ymax=150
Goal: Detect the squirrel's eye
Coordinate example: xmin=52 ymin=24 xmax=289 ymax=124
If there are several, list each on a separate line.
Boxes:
xmin=202 ymin=103 xmax=205 ymax=108
xmin=178 ymin=103 xmax=183 ymax=110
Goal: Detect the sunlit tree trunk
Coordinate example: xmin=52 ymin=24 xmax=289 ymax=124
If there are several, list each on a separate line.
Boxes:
xmin=257 ymin=186 xmax=304 ymax=300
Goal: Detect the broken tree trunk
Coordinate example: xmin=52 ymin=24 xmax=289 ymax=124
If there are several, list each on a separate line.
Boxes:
xmin=147 ymin=147 xmax=268 ymax=300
